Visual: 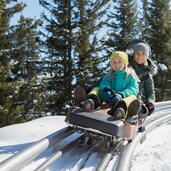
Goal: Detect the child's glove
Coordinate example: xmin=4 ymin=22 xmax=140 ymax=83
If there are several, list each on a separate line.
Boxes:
xmin=100 ymin=88 xmax=111 ymax=102
xmin=111 ymin=93 xmax=122 ymax=104
xmin=146 ymin=102 xmax=155 ymax=115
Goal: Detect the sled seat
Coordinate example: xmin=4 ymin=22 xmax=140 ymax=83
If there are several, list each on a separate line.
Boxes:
xmin=66 ymin=109 xmax=124 ymax=137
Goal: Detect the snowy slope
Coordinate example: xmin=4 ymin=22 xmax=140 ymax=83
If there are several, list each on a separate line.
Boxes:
xmin=130 ymin=120 xmax=171 ymax=171
xmin=0 ymin=116 xmax=67 ymax=163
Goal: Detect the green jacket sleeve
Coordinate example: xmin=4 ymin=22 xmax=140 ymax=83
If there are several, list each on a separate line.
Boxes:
xmin=143 ymin=75 xmax=155 ymax=104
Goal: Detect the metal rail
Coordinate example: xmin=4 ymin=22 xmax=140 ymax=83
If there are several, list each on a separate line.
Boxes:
xmin=155 ymin=100 xmax=171 ymax=107
xmin=36 ymin=138 xmax=104 ymax=171
xmin=96 ymin=139 xmax=128 ymax=171
xmin=35 ymin=136 xmax=82 ymax=171
xmin=0 ymin=127 xmax=74 ymax=171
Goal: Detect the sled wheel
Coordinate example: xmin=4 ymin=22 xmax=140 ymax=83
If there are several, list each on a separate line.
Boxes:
xmin=79 ymin=136 xmax=94 ymax=146
xmin=138 ymin=126 xmax=145 ymax=133
xmin=128 ymin=139 xmax=132 ymax=143
xmin=106 ymin=141 xmax=112 ymax=150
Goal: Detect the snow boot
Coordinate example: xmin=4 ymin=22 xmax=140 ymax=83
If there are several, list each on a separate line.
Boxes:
xmin=127 ymin=99 xmax=141 ymax=118
xmin=112 ymin=95 xmax=138 ymax=119
xmin=73 ymin=86 xmax=86 ymax=106
xmin=113 ymin=107 xmax=126 ymax=120
xmin=87 ymin=87 xmax=101 ymax=106
xmin=83 ymin=99 xmax=94 ymax=110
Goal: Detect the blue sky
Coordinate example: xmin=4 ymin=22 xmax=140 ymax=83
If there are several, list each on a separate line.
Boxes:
xmin=11 ymin=0 xmax=43 ymax=25
xmin=12 ymin=1 xmax=171 ymax=25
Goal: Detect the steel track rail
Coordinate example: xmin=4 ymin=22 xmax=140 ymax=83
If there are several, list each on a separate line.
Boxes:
xmin=0 ymin=126 xmax=74 ymax=171
xmin=36 ymin=138 xmax=104 ymax=171
xmin=155 ymin=100 xmax=171 ymax=108
xmin=34 ymin=135 xmax=83 ymax=171
xmin=96 ymin=139 xmax=128 ymax=171
xmin=116 ymin=103 xmax=171 ymax=171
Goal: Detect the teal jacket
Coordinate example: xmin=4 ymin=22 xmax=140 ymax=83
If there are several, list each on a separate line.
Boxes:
xmin=99 ymin=69 xmax=139 ymax=98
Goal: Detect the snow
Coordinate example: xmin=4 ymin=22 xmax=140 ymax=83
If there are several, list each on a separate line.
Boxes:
xmin=158 ymin=63 xmax=168 ymax=71
xmin=0 ymin=116 xmax=171 ymax=171
xmin=131 ymin=120 xmax=171 ymax=171
xmin=0 ymin=116 xmax=66 ymax=146
xmin=0 ymin=116 xmax=67 ymax=164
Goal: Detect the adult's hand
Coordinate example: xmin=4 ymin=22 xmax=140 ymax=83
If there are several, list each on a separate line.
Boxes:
xmin=146 ymin=102 xmax=155 ymax=115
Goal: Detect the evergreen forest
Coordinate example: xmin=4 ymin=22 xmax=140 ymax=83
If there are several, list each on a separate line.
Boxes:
xmin=0 ymin=0 xmax=171 ymax=127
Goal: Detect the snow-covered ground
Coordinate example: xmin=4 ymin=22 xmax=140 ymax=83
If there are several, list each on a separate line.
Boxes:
xmin=130 ymin=120 xmax=171 ymax=171
xmin=0 ymin=116 xmax=171 ymax=171
xmin=0 ymin=116 xmax=67 ymax=163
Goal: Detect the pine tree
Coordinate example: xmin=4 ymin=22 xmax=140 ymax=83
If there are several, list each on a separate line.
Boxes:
xmin=73 ymin=0 xmax=109 ymax=89
xmin=39 ymin=0 xmax=73 ymax=112
xmin=11 ymin=15 xmax=41 ymax=120
xmin=146 ymin=0 xmax=171 ymax=101
xmin=39 ymin=0 xmax=109 ymax=111
xmin=147 ymin=0 xmax=171 ymax=62
xmin=103 ymin=0 xmax=138 ymax=56
xmin=0 ymin=0 xmax=26 ymax=127
xmin=140 ymin=0 xmax=150 ymax=40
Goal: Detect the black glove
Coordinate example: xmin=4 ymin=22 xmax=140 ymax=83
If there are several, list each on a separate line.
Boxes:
xmin=146 ymin=102 xmax=155 ymax=116
xmin=100 ymin=87 xmax=116 ymax=102
xmin=111 ymin=93 xmax=122 ymax=104
xmin=103 ymin=87 xmax=116 ymax=98
xmin=100 ymin=88 xmax=111 ymax=102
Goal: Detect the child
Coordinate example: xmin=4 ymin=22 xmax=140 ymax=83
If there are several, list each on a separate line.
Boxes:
xmin=130 ymin=42 xmax=157 ymax=115
xmin=99 ymin=51 xmax=138 ymax=100
xmin=81 ymin=51 xmax=140 ymax=119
